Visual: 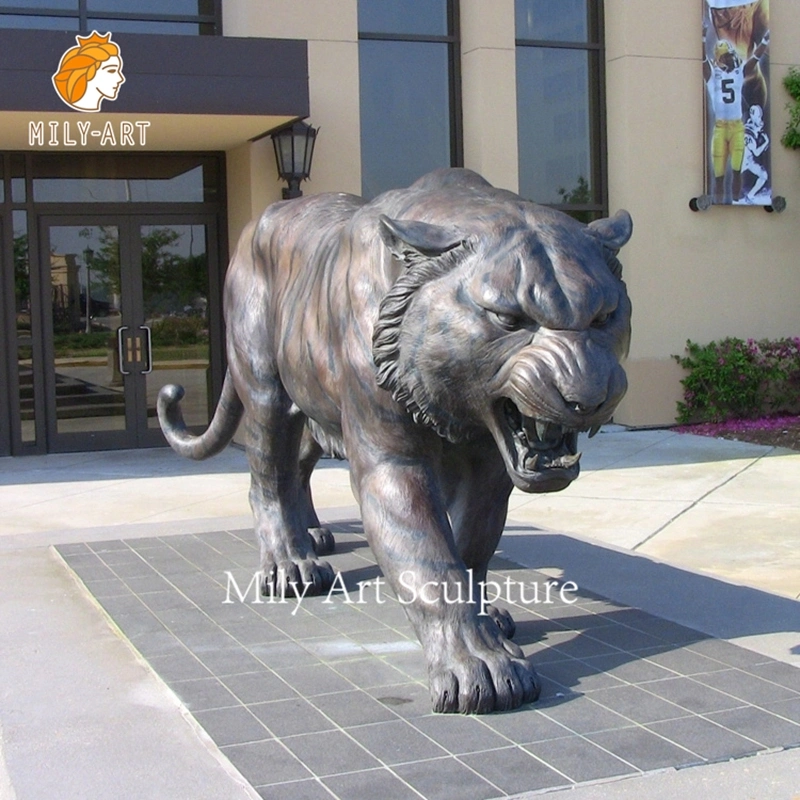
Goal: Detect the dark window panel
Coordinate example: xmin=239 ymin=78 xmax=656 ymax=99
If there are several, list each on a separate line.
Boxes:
xmin=0 ymin=13 xmax=79 ymax=28
xmin=516 ymin=46 xmax=596 ymax=205
xmin=0 ymin=0 xmax=220 ymax=33
xmin=0 ymin=1 xmax=76 ymax=8
xmin=31 ymin=153 xmax=217 ymax=203
xmin=560 ymin=208 xmax=604 ymax=223
xmin=11 ymin=153 xmax=25 ymax=203
xmin=11 ymin=178 xmax=25 ymax=202
xmin=46 ymin=224 xmax=127 ymax=436
xmin=86 ymin=0 xmax=208 ymax=13
xmin=12 ymin=209 xmax=36 ymax=444
xmin=88 ymin=17 xmax=201 ymax=35
xmin=140 ymin=223 xmax=210 ymax=430
xmin=515 ymin=0 xmax=589 ymax=43
xmin=33 ymin=172 xmax=206 ymax=203
xmin=359 ymin=39 xmax=451 ymax=199
xmin=358 ymin=0 xmax=448 ymax=36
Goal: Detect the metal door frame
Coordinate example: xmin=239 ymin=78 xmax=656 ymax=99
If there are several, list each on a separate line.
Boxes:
xmin=130 ymin=212 xmax=221 ymax=449
xmin=0 ymin=215 xmax=9 ymax=456
xmin=37 ymin=212 xmax=221 ymax=453
xmin=39 ymin=214 xmax=136 ymax=453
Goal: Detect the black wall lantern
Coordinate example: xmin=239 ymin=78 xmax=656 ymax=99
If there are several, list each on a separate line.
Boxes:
xmin=271 ymin=120 xmax=318 ymax=199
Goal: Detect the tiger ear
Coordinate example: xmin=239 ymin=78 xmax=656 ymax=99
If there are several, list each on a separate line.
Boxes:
xmin=587 ymin=210 xmax=633 ymax=251
xmin=378 ymin=215 xmax=464 ymax=264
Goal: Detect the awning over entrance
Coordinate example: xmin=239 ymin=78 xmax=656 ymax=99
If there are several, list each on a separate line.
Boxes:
xmin=0 ymin=29 xmax=309 ymax=150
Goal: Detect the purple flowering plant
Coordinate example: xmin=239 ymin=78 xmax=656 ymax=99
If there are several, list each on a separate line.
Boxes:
xmin=673 ymin=337 xmax=800 ymax=424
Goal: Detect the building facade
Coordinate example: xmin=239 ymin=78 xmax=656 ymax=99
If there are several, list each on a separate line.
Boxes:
xmin=0 ymin=0 xmax=798 ymax=456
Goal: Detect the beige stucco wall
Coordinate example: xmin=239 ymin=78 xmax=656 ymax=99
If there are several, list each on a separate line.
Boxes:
xmin=219 ymin=0 xmax=798 ymax=428
xmin=460 ymin=0 xmax=519 ymax=192
xmin=222 ymin=0 xmax=361 ymax=247
xmin=605 ymin=0 xmax=800 ymax=426
xmin=223 ymin=0 xmax=524 ymax=245
xmin=224 ymin=136 xmax=275 ymax=258
xmin=222 ymin=0 xmax=363 ymax=448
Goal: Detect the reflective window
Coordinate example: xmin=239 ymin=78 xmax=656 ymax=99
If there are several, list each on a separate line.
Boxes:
xmin=358 ymin=0 xmax=458 ymax=199
xmin=11 ymin=179 xmax=25 ymax=202
xmin=0 ymin=0 xmax=74 ymax=6
xmin=0 ymin=13 xmax=78 ymax=28
xmin=11 ymin=153 xmax=25 ymax=203
xmin=516 ymin=47 xmax=593 ymax=206
xmin=13 ymin=210 xmax=35 ymax=443
xmin=87 ymin=18 xmax=209 ymax=35
xmin=515 ymin=0 xmax=589 ymax=42
xmin=516 ymin=0 xmax=604 ymax=220
xmin=359 ymin=40 xmax=451 ymax=200
xmin=358 ymin=0 xmax=448 ymax=36
xmin=141 ymin=224 xmax=210 ymax=429
xmin=87 ymin=0 xmax=214 ymax=13
xmin=47 ymin=224 xmax=126 ymax=435
xmin=31 ymin=155 xmax=218 ymax=203
xmin=0 ymin=0 xmax=220 ymax=34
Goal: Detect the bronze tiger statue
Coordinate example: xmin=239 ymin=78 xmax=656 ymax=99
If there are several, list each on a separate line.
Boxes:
xmin=158 ymin=168 xmax=633 ymax=714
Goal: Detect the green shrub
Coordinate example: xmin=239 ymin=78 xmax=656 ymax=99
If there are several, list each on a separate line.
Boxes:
xmin=52 ymin=331 xmax=112 ymax=354
xmin=783 ymin=66 xmax=800 ymax=150
xmin=673 ymin=337 xmax=800 ymax=423
xmin=150 ymin=315 xmax=208 ymax=346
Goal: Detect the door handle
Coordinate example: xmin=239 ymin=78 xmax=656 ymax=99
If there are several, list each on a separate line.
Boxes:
xmin=140 ymin=325 xmax=153 ymax=375
xmin=117 ymin=326 xmax=131 ymax=375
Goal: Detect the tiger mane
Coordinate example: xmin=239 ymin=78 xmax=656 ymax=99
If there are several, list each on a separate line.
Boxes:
xmin=372 ymin=242 xmax=474 ymax=442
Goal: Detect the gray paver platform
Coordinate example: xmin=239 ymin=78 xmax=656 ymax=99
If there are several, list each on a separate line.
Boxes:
xmin=2 ymin=428 xmax=799 ymax=799
xmin=56 ymin=522 xmax=800 ymax=800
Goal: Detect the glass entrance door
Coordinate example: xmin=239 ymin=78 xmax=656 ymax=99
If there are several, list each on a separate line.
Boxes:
xmin=43 ymin=219 xmax=130 ymax=449
xmin=40 ymin=216 xmax=215 ymax=452
xmin=136 ymin=219 xmax=213 ymax=447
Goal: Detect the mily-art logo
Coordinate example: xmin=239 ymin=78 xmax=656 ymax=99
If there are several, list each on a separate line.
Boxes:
xmin=30 ymin=31 xmax=151 ymax=148
xmin=52 ymin=31 xmax=125 ymax=112
xmin=53 ymin=31 xmax=125 ymax=111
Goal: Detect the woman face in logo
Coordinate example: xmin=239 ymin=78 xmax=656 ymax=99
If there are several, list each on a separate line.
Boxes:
xmin=92 ymin=55 xmax=125 ymax=100
xmin=52 ymin=33 xmax=126 ymax=112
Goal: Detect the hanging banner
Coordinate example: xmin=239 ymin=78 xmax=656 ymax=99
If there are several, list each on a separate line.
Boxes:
xmin=703 ymin=0 xmax=771 ymax=205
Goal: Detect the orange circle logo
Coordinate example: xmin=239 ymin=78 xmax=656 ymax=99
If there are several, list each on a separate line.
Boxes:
xmin=52 ymin=31 xmax=125 ymax=113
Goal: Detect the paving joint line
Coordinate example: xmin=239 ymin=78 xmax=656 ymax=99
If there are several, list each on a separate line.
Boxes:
xmin=56 ymin=531 xmax=800 ymax=799
xmin=91 ymin=544 xmax=431 ymax=798
xmin=631 ymin=452 xmax=771 ymax=552
xmin=582 ymin=429 xmax=680 ymax=473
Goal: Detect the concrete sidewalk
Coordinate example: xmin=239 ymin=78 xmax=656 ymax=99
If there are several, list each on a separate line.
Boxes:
xmin=0 ymin=427 xmax=798 ymax=799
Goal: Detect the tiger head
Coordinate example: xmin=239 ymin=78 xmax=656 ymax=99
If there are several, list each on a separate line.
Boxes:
xmin=373 ymin=182 xmax=632 ymax=494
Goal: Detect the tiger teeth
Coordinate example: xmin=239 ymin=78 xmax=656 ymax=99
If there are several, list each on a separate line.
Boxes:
xmin=523 ymin=453 xmax=540 ymax=471
xmin=523 ymin=451 xmax=581 ymax=471
xmin=534 ymin=420 xmax=562 ymax=444
xmin=555 ymin=452 xmax=582 ymax=469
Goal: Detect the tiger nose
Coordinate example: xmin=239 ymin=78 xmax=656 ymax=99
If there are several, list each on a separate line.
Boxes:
xmin=565 ymin=400 xmax=602 ymax=416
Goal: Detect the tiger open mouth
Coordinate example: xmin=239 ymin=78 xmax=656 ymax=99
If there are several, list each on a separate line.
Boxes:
xmin=497 ymin=398 xmax=581 ymax=491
